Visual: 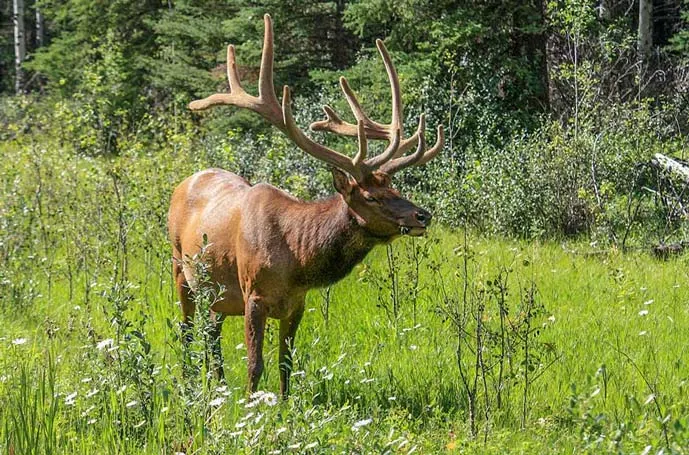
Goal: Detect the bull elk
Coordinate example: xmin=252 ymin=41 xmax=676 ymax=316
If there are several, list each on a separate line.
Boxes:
xmin=168 ymin=14 xmax=443 ymax=398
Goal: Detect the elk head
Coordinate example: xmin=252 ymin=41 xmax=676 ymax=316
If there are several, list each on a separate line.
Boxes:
xmin=189 ymin=14 xmax=443 ymax=240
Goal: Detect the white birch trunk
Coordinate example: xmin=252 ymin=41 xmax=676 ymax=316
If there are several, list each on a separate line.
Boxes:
xmin=638 ymin=0 xmax=653 ymax=62
xmin=13 ymin=0 xmax=26 ymax=94
xmin=36 ymin=7 xmax=44 ymax=48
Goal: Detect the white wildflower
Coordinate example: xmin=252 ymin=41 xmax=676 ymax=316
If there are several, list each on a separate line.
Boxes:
xmin=352 ymin=418 xmax=373 ymax=431
xmin=263 ymin=392 xmax=278 ymax=406
xmin=235 ymin=343 xmax=244 ymax=350
xmin=305 ymin=442 xmax=318 ymax=449
xmin=65 ymin=392 xmax=77 ymax=406
xmin=409 ymin=345 xmax=418 ymax=351
xmin=640 ymin=445 xmax=652 ymax=455
xmin=638 ymin=310 xmax=649 ymax=316
xmin=12 ymin=338 xmax=27 ymax=346
xmin=96 ymin=338 xmax=114 ymax=350
xmin=246 ymin=391 xmax=278 ymax=408
xmin=639 ymin=330 xmax=648 ymax=336
xmin=643 ymin=299 xmax=654 ymax=305
xmin=86 ymin=388 xmax=99 ymax=398
xmin=125 ymin=400 xmax=138 ymax=408
xmin=87 ymin=418 xmax=97 ymax=425
xmin=209 ymin=397 xmax=225 ymax=407
xmin=134 ymin=420 xmax=146 ymax=429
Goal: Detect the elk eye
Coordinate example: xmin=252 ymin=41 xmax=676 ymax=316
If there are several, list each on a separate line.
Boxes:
xmin=364 ymin=194 xmax=377 ymax=203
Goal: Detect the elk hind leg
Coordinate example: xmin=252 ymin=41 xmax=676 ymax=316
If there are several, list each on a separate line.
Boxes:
xmin=279 ymin=302 xmax=305 ymax=399
xmin=244 ymin=295 xmax=268 ymax=393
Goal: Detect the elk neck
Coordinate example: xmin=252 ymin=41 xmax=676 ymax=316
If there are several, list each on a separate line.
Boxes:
xmin=285 ymin=193 xmax=382 ymax=287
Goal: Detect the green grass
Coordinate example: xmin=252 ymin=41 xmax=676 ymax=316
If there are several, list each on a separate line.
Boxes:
xmin=2 ymin=232 xmax=689 ymax=453
xmin=2 ymin=138 xmax=689 ymax=454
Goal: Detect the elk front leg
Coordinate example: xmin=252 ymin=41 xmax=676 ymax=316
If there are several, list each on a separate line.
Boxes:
xmin=208 ymin=310 xmax=226 ymax=381
xmin=245 ymin=296 xmax=268 ymax=393
xmin=279 ymin=302 xmax=305 ymax=399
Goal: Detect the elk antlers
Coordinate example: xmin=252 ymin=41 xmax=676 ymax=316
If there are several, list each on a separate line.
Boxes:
xmin=189 ymin=14 xmax=443 ymax=182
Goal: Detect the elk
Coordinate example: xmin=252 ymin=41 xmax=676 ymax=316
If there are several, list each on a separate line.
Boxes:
xmin=168 ymin=14 xmax=443 ymax=398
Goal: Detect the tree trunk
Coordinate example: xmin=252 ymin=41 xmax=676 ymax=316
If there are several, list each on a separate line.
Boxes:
xmin=13 ymin=0 xmax=25 ymax=94
xmin=36 ymin=5 xmax=44 ymax=48
xmin=638 ymin=0 xmax=653 ymax=62
xmin=599 ymin=0 xmax=612 ymax=20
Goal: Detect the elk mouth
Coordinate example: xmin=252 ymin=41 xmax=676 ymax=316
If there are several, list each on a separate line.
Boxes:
xmin=399 ymin=226 xmax=427 ymax=237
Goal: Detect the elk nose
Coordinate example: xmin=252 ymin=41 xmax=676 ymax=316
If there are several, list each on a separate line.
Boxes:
xmin=415 ymin=210 xmax=432 ymax=226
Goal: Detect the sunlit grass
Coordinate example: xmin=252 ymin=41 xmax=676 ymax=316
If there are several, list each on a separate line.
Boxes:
xmin=2 ymin=231 xmax=689 ymax=453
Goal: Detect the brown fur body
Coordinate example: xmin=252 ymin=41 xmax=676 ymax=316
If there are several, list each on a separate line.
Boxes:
xmin=168 ymin=168 xmax=413 ymax=396
xmin=169 ymin=167 xmax=385 ymax=318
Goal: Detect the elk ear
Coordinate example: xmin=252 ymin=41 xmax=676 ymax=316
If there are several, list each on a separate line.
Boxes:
xmin=331 ymin=168 xmax=354 ymax=196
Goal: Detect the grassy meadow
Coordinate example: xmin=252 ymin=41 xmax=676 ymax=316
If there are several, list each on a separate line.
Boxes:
xmin=2 ymin=134 xmax=689 ymax=454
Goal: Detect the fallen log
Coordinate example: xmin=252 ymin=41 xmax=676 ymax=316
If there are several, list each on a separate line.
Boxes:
xmin=651 ymin=153 xmax=689 ymax=182
xmin=652 ymin=241 xmax=688 ymax=260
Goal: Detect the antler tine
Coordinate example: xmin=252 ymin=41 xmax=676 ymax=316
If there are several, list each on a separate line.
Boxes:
xmin=380 ymin=114 xmax=427 ymax=174
xmin=366 ymin=128 xmax=401 ymax=168
xmin=227 ymin=45 xmax=243 ymax=94
xmin=189 ymin=14 xmax=284 ymax=129
xmin=282 ymin=86 xmax=367 ymax=181
xmin=353 ymin=120 xmax=368 ymax=166
xmin=375 ymin=39 xmax=402 ymax=133
xmin=382 ymin=121 xmax=445 ymax=174
xmin=417 ymin=125 xmax=444 ymax=166
xmin=338 ymin=77 xmax=390 ymax=139
xmin=258 ymin=14 xmax=279 ymax=107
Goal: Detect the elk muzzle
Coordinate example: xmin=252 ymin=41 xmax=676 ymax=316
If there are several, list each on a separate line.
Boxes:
xmin=400 ymin=208 xmax=432 ymax=236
